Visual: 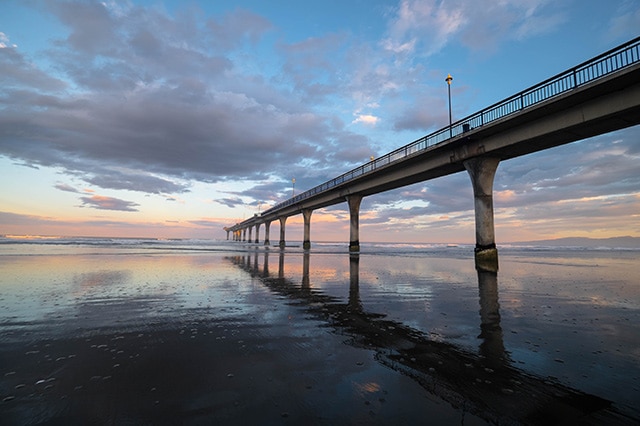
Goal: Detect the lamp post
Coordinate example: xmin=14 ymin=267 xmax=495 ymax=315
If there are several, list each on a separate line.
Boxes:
xmin=292 ymin=178 xmax=295 ymax=197
xmin=445 ymin=73 xmax=453 ymax=138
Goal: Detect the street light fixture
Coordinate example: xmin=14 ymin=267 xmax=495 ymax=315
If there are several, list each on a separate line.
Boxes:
xmin=445 ymin=73 xmax=453 ymax=138
xmin=292 ymin=178 xmax=296 ymax=197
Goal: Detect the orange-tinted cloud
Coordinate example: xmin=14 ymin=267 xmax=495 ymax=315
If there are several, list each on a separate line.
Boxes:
xmin=79 ymin=195 xmax=140 ymax=212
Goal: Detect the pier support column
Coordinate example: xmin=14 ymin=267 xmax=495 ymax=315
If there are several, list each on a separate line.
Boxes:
xmin=255 ymin=223 xmax=261 ymax=244
xmin=279 ymin=217 xmax=287 ymax=248
xmin=225 ymin=229 xmax=229 ymax=240
xmin=347 ymin=195 xmax=363 ymax=252
xmin=464 ymin=157 xmax=500 ymax=272
xmin=264 ymin=221 xmax=271 ymax=246
xmin=248 ymin=226 xmax=253 ymax=244
xmin=242 ymin=228 xmax=247 ymax=242
xmin=302 ymin=209 xmax=313 ymax=250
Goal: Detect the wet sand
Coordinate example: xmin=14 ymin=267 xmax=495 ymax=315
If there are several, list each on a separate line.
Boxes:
xmin=1 ymin=244 xmax=639 ymax=424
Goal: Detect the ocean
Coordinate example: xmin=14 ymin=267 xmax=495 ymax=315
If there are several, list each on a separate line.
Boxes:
xmin=1 ymin=236 xmax=638 ymax=424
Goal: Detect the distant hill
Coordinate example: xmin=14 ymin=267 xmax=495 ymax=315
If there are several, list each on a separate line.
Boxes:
xmin=511 ymin=236 xmax=640 ymax=248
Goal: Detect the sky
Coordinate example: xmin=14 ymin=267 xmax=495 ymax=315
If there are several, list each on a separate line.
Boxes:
xmin=1 ymin=0 xmax=639 ymax=244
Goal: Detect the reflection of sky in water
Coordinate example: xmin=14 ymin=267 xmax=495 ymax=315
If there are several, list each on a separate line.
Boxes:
xmin=266 ymin=249 xmax=640 ymax=415
xmin=0 ymin=253 xmax=276 ymax=336
xmin=0 ymin=246 xmax=638 ymax=418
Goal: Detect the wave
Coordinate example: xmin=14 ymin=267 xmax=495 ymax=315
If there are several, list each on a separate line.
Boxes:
xmin=2 ymin=235 xmax=638 ymax=257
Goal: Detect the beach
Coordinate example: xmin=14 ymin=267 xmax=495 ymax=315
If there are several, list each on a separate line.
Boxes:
xmin=0 ymin=238 xmax=639 ymax=424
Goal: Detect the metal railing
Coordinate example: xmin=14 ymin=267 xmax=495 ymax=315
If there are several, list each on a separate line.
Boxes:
xmin=259 ymin=36 xmax=640 ymax=218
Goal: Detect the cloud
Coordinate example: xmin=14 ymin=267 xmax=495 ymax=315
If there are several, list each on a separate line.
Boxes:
xmin=0 ymin=36 xmax=66 ymax=91
xmin=0 ymin=32 xmax=17 ymax=49
xmin=54 ymin=183 xmax=80 ymax=193
xmin=79 ymin=195 xmax=140 ymax=212
xmin=382 ymin=0 xmax=565 ymax=56
xmin=607 ymin=3 xmax=640 ymax=41
xmin=383 ymin=0 xmax=466 ymax=56
xmin=6 ymin=0 xmax=550 ymax=204
xmin=83 ymin=169 xmax=190 ymax=194
xmin=393 ymin=103 xmax=446 ymax=131
xmin=0 ymin=210 xmax=231 ymax=239
xmin=0 ymin=210 xmax=53 ymax=227
xmin=207 ymin=8 xmax=274 ymax=49
xmin=189 ymin=219 xmax=225 ymax=228
xmin=0 ymin=2 xmax=373 ymax=201
xmin=352 ymin=114 xmax=380 ymax=126
xmin=214 ymin=197 xmax=246 ymax=209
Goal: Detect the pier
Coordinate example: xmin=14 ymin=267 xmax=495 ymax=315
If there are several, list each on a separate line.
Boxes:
xmin=225 ymin=37 xmax=640 ymax=272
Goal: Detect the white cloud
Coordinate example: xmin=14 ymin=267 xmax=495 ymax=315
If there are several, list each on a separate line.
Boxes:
xmin=0 ymin=32 xmax=16 ymax=48
xmin=382 ymin=0 xmax=564 ymax=55
xmin=352 ymin=114 xmax=380 ymax=126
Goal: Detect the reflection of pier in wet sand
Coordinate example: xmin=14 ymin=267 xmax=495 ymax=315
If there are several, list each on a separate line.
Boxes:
xmin=227 ymin=250 xmax=634 ymax=425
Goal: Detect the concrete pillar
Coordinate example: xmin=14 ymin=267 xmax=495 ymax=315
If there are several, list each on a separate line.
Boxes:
xmin=302 ymin=209 xmax=313 ymax=250
xmin=464 ymin=157 xmax=500 ymax=272
xmin=255 ymin=223 xmax=261 ymax=244
xmin=242 ymin=228 xmax=247 ymax=242
xmin=248 ymin=226 xmax=253 ymax=244
xmin=225 ymin=230 xmax=229 ymax=240
xmin=279 ymin=216 xmax=287 ymax=248
xmin=264 ymin=221 xmax=271 ymax=246
xmin=347 ymin=195 xmax=363 ymax=252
